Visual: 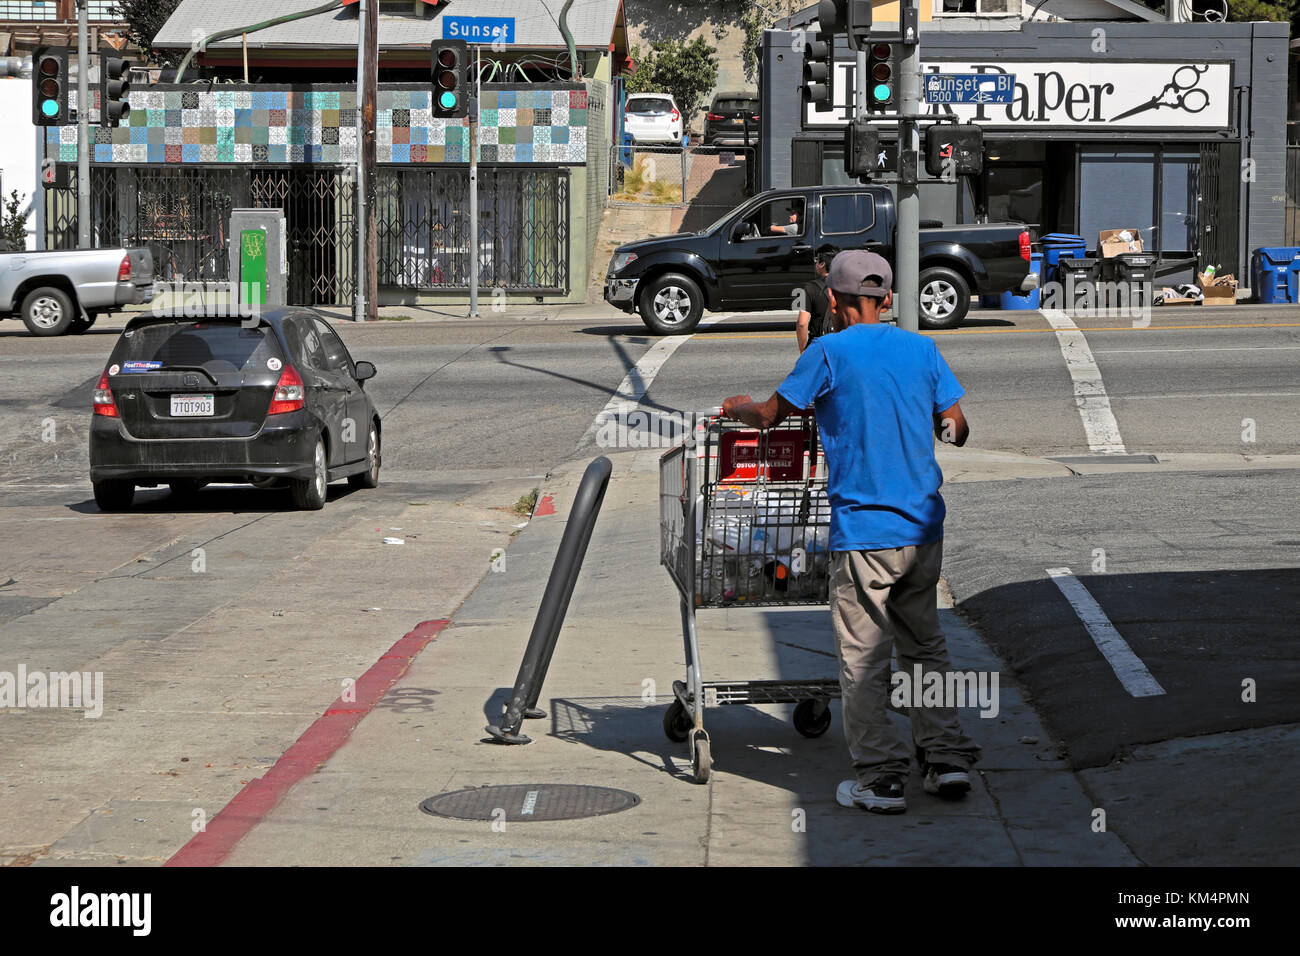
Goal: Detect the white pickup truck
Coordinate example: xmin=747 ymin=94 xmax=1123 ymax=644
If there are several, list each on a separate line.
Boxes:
xmin=0 ymin=240 xmax=155 ymax=336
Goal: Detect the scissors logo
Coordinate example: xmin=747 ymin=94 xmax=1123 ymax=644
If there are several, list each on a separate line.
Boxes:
xmin=1112 ymin=64 xmax=1210 ymax=122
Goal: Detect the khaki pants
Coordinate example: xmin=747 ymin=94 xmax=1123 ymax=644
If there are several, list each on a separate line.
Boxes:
xmin=830 ymin=541 xmax=981 ymax=787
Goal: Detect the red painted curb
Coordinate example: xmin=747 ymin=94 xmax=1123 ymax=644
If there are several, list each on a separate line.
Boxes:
xmin=533 ymin=494 xmax=556 ymax=517
xmin=164 ymin=618 xmax=450 ymax=868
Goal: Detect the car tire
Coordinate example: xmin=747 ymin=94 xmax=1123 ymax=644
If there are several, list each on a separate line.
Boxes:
xmin=21 ymin=286 xmax=77 ymax=337
xmin=917 ymin=266 xmax=971 ymax=331
xmin=290 ymin=437 xmax=328 ymax=511
xmin=69 ymin=313 xmax=97 ymax=334
xmin=348 ymin=421 xmax=380 ymax=489
xmin=93 ymin=480 xmax=134 ymax=512
xmin=639 ymin=272 xmax=704 ymax=335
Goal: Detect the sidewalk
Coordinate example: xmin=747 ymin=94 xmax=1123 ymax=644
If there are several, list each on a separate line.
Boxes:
xmin=173 ymin=448 xmax=1136 ymax=867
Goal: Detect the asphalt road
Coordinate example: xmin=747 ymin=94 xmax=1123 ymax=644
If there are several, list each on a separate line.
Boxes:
xmin=0 ymin=302 xmax=1296 ymax=864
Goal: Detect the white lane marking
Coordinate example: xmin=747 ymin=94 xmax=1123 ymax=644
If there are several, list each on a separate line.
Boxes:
xmin=1046 ymin=567 xmax=1166 ymax=698
xmin=520 ymin=790 xmax=539 ymax=815
xmin=1094 ymin=346 xmax=1300 ymax=354
xmin=1041 ymin=309 xmax=1126 ymax=455
xmin=579 ymin=314 xmax=731 ymax=447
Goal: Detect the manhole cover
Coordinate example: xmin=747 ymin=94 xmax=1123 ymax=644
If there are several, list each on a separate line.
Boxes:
xmin=419 ymin=784 xmax=640 ymax=822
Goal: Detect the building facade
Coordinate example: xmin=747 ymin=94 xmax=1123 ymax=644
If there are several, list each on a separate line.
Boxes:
xmin=762 ymin=15 xmax=1290 ymax=282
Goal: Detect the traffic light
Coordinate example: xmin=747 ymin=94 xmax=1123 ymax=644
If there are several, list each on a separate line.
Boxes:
xmin=431 ymin=39 xmax=469 ymax=118
xmin=801 ymin=31 xmax=835 ymax=114
xmin=866 ymin=42 xmax=897 ymax=111
xmin=817 ymin=1 xmax=871 ymax=50
xmin=844 ymin=119 xmax=878 ymax=180
xmin=32 ymin=47 xmax=68 ymax=126
xmin=99 ymin=55 xmax=131 ymax=127
xmin=924 ymin=124 xmax=985 ymax=178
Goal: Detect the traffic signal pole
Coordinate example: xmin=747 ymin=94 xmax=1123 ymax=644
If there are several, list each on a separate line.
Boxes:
xmin=895 ymin=0 xmax=920 ymax=332
xmin=76 ymin=0 xmax=89 ymax=249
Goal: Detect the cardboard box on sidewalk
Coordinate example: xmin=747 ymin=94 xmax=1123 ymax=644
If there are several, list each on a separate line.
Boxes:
xmin=1197 ymin=272 xmax=1239 ymax=306
xmin=1099 ymin=228 xmax=1144 ymax=258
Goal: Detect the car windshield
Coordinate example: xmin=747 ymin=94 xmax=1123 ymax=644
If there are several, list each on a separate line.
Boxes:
xmin=702 ymin=195 xmax=767 ymax=235
xmin=628 ymin=97 xmax=674 ymax=115
xmin=115 ymin=321 xmax=282 ymax=373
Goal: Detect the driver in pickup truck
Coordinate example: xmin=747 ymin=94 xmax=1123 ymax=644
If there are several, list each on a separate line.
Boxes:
xmin=721 ymin=250 xmax=980 ymax=816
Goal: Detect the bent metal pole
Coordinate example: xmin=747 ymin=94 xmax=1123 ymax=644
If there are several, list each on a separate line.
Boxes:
xmin=486 ymin=456 xmax=613 ymax=744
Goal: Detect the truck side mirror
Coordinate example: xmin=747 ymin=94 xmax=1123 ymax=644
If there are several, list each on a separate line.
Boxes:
xmin=731 ymin=222 xmax=748 ymax=243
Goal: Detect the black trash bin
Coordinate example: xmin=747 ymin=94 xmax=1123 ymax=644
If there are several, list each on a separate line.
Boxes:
xmin=1056 ymin=256 xmax=1101 ymax=310
xmin=1112 ymin=252 xmax=1157 ymax=311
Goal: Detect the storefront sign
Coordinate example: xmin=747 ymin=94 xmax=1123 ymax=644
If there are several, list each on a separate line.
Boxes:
xmin=808 ymin=61 xmax=1232 ymax=130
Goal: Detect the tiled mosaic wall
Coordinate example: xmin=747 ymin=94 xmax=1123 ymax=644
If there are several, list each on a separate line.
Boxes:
xmin=49 ymin=85 xmax=589 ymax=165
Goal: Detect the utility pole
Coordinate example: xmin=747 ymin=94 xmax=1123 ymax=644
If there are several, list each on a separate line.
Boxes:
xmin=358 ymin=0 xmax=378 ymax=322
xmin=76 ymin=0 xmax=89 ymax=249
xmin=468 ymin=45 xmax=480 ymax=318
xmin=354 ymin=0 xmax=367 ymax=322
xmin=895 ymin=0 xmax=921 ymax=332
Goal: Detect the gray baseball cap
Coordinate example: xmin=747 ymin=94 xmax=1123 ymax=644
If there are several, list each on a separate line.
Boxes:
xmin=828 ymin=250 xmax=893 ymax=297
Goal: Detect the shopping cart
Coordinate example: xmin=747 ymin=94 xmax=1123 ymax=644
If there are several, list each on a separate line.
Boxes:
xmin=659 ymin=409 xmax=839 ymax=783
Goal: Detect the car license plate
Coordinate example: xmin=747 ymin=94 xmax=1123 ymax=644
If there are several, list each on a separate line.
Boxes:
xmin=170 ymin=394 xmax=214 ymax=417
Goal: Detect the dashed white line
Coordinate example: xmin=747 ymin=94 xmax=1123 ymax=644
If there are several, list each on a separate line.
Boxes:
xmin=1046 ymin=567 xmax=1166 ymax=698
xmin=1041 ymin=309 xmax=1127 ymax=455
xmin=578 ymin=314 xmax=730 ymax=448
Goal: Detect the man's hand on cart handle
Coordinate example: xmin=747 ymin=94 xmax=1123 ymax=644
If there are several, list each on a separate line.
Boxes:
xmin=934 ymin=401 xmax=970 ymax=447
xmin=722 ymin=392 xmax=798 ymax=430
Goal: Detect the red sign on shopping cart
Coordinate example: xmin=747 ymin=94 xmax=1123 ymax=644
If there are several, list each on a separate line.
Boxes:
xmin=719 ymin=430 xmax=806 ymax=482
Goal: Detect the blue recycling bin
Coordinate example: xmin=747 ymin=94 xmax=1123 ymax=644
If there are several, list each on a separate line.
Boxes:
xmin=1251 ymin=247 xmax=1300 ymax=304
xmin=1040 ymin=233 xmax=1087 ymax=285
xmin=1000 ymin=252 xmax=1042 ymax=310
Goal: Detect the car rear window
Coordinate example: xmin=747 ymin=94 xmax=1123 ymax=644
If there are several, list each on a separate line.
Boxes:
xmin=715 ymin=98 xmax=756 ymax=113
xmin=627 ymin=97 xmax=674 ymax=115
xmin=115 ymin=322 xmax=283 ymax=373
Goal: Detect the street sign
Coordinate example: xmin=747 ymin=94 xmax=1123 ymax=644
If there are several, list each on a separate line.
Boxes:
xmin=924 ymin=73 xmax=1016 ymax=104
xmin=442 ymin=16 xmax=515 ymax=44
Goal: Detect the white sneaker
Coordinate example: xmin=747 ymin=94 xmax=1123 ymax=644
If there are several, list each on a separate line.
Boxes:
xmin=836 ymin=777 xmax=906 ymax=814
xmin=923 ymin=763 xmax=972 ymax=799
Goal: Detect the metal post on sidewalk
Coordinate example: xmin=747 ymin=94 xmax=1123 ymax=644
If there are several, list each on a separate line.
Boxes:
xmin=486 ymin=456 xmax=613 ymax=745
xmin=353 ymin=0 xmax=367 ymax=322
xmin=895 ymin=0 xmax=921 ymax=332
xmin=76 ymin=0 xmax=89 ymax=249
xmin=468 ymin=46 xmax=480 ymax=319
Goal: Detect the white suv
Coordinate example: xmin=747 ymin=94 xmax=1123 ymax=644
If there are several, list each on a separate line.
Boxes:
xmin=624 ymin=93 xmax=683 ymax=145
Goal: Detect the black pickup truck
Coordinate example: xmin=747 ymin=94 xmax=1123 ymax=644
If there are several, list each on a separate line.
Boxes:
xmin=604 ymin=185 xmax=1037 ymax=333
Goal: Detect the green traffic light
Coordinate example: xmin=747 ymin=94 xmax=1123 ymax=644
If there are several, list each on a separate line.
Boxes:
xmin=439 ymin=91 xmax=458 ymax=110
xmin=873 ymin=83 xmax=892 ymax=102
xmin=41 ymin=99 xmax=59 ymax=117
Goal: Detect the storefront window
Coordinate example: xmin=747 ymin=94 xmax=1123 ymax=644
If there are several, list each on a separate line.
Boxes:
xmin=1161 ymin=150 xmax=1200 ymax=256
xmin=1080 ymin=149 xmax=1158 ymax=253
xmin=987 ymin=166 xmax=1044 ymax=227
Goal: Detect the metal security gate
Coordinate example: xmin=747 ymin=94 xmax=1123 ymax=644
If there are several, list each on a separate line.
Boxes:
xmin=375 ymin=167 xmax=569 ymax=293
xmin=1198 ymin=142 xmax=1240 ymax=275
xmin=46 ymin=164 xmax=567 ymax=303
xmin=1286 ymin=146 xmax=1300 ymax=246
xmin=251 ymin=169 xmax=356 ymax=307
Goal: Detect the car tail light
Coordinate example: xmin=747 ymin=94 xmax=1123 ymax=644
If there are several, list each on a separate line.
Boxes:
xmin=93 ymin=370 xmax=118 ymax=418
xmin=267 ymin=364 xmax=305 ymax=415
xmin=750 ymin=114 xmax=760 ymax=121
xmin=117 ymin=254 xmax=131 ymax=281
xmin=706 ymin=112 xmax=723 ymax=121
xmin=1019 ymin=231 xmax=1031 ymax=261
xmin=671 ymin=108 xmax=680 ymax=122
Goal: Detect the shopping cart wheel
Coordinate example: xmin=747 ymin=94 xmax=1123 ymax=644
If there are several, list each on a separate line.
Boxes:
xmin=663 ymin=700 xmax=691 ymax=743
xmin=793 ymin=699 xmax=832 ymax=738
xmin=692 ymin=734 xmax=712 ymax=784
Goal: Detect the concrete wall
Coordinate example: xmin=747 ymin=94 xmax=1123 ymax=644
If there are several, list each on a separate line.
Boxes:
xmin=0 ymin=78 xmax=39 ymax=250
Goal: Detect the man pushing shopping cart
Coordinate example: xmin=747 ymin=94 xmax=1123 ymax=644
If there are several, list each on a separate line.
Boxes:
xmin=721 ymin=250 xmax=980 ymax=815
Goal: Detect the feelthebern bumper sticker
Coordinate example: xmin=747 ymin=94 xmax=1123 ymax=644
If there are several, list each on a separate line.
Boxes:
xmin=121 ymin=361 xmax=162 ymax=373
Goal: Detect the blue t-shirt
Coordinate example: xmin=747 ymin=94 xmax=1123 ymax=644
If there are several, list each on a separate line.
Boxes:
xmin=777 ymin=323 xmax=964 ymax=552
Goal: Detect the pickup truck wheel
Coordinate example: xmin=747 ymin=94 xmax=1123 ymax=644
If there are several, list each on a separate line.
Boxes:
xmin=69 ymin=313 xmax=97 ymax=334
xmin=639 ymin=273 xmax=704 ymax=335
xmin=917 ymin=267 xmax=970 ymax=331
xmin=21 ymin=286 xmax=76 ymax=336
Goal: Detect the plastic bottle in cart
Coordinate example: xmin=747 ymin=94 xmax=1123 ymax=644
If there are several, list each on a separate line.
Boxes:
xmin=1204 ymin=264 xmax=1217 ymax=281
